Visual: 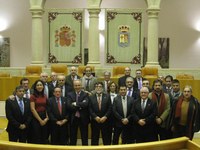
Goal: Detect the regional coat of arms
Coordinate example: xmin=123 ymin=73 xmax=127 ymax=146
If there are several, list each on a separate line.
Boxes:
xmin=118 ymin=25 xmax=130 ymax=47
xmin=55 ymin=25 xmax=76 ymax=47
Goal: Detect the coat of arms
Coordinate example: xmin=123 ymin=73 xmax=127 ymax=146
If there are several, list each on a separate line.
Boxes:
xmin=118 ymin=25 xmax=130 ymax=47
xmin=55 ymin=25 xmax=76 ymax=47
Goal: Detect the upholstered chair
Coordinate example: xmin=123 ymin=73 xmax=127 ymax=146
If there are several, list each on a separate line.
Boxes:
xmin=176 ymin=74 xmax=194 ymax=80
xmin=25 ymin=65 xmax=42 ymax=76
xmin=141 ymin=67 xmax=158 ymax=79
xmin=78 ymin=65 xmax=95 ymax=77
xmin=51 ymin=64 xmax=68 ymax=75
xmin=112 ymin=66 xmax=127 ymax=78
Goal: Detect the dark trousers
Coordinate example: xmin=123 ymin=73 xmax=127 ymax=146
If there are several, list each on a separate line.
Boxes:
xmin=112 ymin=125 xmax=134 ymax=144
xmin=70 ymin=117 xmax=88 ymax=145
xmin=8 ymin=129 xmax=28 ymax=143
xmin=91 ymin=120 xmax=111 ymax=145
xmin=173 ymin=124 xmax=194 ymax=140
xmin=50 ymin=123 xmax=69 ymax=145
xmin=157 ymin=125 xmax=168 ymax=140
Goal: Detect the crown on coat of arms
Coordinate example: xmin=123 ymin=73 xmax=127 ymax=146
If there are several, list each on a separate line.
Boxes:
xmin=60 ymin=25 xmax=71 ymax=32
xmin=118 ymin=25 xmax=130 ymax=32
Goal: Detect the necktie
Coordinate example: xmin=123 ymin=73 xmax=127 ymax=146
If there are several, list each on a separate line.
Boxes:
xmin=86 ymin=79 xmax=90 ymax=91
xmin=141 ymin=100 xmax=145 ymax=112
xmin=138 ymin=78 xmax=142 ymax=89
xmin=75 ymin=93 xmax=80 ymax=118
xmin=19 ymin=99 xmax=24 ymax=114
xmin=44 ymin=83 xmax=49 ymax=98
xmin=122 ymin=96 xmax=127 ymax=117
xmin=127 ymin=89 xmax=131 ymax=96
xmin=25 ymin=91 xmax=29 ymax=99
xmin=57 ymin=97 xmax=62 ymax=114
xmin=97 ymin=95 xmax=101 ymax=111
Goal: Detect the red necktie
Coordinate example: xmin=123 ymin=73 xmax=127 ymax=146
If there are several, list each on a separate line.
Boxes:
xmin=57 ymin=97 xmax=62 ymax=114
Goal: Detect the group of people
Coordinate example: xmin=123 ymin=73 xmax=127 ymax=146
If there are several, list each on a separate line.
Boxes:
xmin=5 ymin=66 xmax=200 ymax=146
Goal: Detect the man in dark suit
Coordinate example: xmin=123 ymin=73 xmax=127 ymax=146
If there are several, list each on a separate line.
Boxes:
xmin=112 ymin=85 xmax=134 ymax=144
xmin=65 ymin=66 xmax=81 ymax=93
xmin=102 ymin=71 xmax=112 ymax=93
xmin=57 ymin=74 xmax=70 ymax=98
xmin=131 ymin=87 xmax=158 ymax=143
xmin=67 ymin=79 xmax=90 ymax=145
xmin=47 ymin=86 xmax=70 ymax=145
xmin=48 ymin=72 xmax=57 ymax=98
xmin=134 ymin=69 xmax=144 ymax=90
xmin=6 ymin=86 xmax=32 ymax=142
xmin=126 ymin=77 xmax=139 ymax=100
xmin=118 ymin=67 xmax=133 ymax=87
xmin=89 ymin=82 xmax=112 ymax=145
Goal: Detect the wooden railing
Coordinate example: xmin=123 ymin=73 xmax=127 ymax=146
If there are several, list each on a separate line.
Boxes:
xmin=0 ymin=137 xmax=199 ymax=150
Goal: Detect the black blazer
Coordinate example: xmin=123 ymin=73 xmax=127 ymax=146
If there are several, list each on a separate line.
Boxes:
xmin=67 ymin=91 xmax=90 ymax=125
xmin=112 ymin=95 xmax=134 ymax=127
xmin=118 ymin=75 xmax=133 ymax=87
xmin=65 ymin=75 xmax=81 ymax=93
xmin=89 ymin=93 xmax=112 ymax=120
xmin=47 ymin=96 xmax=69 ymax=123
xmin=6 ymin=97 xmax=32 ymax=133
xmin=131 ymin=98 xmax=157 ymax=125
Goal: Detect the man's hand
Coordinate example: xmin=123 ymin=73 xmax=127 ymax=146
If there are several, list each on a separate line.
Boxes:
xmin=100 ymin=116 xmax=107 ymax=123
xmin=138 ymin=119 xmax=146 ymax=126
xmin=122 ymin=118 xmax=129 ymax=125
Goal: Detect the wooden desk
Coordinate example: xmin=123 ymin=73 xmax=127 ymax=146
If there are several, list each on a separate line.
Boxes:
xmin=0 ymin=77 xmax=15 ymax=101
xmin=0 ymin=137 xmax=199 ymax=150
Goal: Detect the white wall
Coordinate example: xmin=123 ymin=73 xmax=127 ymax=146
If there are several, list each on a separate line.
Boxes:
xmin=0 ymin=0 xmax=200 ymax=68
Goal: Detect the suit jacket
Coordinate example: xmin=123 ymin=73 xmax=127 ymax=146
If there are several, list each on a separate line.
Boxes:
xmin=67 ymin=90 xmax=90 ymax=125
xmin=112 ymin=95 xmax=134 ymax=127
xmin=89 ymin=93 xmax=112 ymax=120
xmin=133 ymin=77 xmax=145 ymax=89
xmin=6 ymin=97 xmax=32 ymax=133
xmin=132 ymin=98 xmax=157 ymax=125
xmin=148 ymin=91 xmax=170 ymax=128
xmin=47 ymin=96 xmax=69 ymax=123
xmin=56 ymin=83 xmax=70 ymax=98
xmin=65 ymin=75 xmax=81 ymax=93
xmin=81 ymin=75 xmax=97 ymax=92
xmin=48 ymin=81 xmax=57 ymax=98
xmin=102 ymin=80 xmax=112 ymax=93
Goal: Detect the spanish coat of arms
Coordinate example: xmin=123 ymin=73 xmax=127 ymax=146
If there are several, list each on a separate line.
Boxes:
xmin=55 ymin=25 xmax=76 ymax=47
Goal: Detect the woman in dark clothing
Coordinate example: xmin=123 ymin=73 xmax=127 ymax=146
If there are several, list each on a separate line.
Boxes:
xmin=29 ymin=80 xmax=49 ymax=144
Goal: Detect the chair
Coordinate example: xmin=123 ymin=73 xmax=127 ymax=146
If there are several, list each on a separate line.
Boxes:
xmin=176 ymin=74 xmax=194 ymax=80
xmin=112 ymin=66 xmax=127 ymax=77
xmin=141 ymin=67 xmax=158 ymax=79
xmin=0 ymin=72 xmax=10 ymax=77
xmin=25 ymin=65 xmax=42 ymax=76
xmin=78 ymin=65 xmax=95 ymax=77
xmin=51 ymin=64 xmax=68 ymax=75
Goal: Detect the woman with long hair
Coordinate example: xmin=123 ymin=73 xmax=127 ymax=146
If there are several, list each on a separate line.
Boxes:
xmin=29 ymin=80 xmax=49 ymax=144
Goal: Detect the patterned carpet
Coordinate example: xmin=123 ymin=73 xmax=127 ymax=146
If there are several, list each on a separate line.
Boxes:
xmin=0 ymin=117 xmax=200 ymax=145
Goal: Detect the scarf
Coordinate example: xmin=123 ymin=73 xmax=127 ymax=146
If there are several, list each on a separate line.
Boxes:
xmin=175 ymin=95 xmax=197 ymax=140
xmin=152 ymin=91 xmax=166 ymax=116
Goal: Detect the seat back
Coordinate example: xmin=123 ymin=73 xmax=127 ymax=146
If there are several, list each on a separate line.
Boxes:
xmin=112 ymin=66 xmax=126 ymax=77
xmin=51 ymin=64 xmax=68 ymax=75
xmin=25 ymin=65 xmax=42 ymax=76
xmin=141 ymin=67 xmax=158 ymax=78
xmin=0 ymin=72 xmax=10 ymax=77
xmin=176 ymin=74 xmax=194 ymax=80
xmin=78 ymin=66 xmax=95 ymax=77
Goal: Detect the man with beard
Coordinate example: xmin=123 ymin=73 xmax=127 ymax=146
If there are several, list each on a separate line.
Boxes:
xmin=148 ymin=79 xmax=170 ymax=140
xmin=89 ymin=82 xmax=112 ymax=145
